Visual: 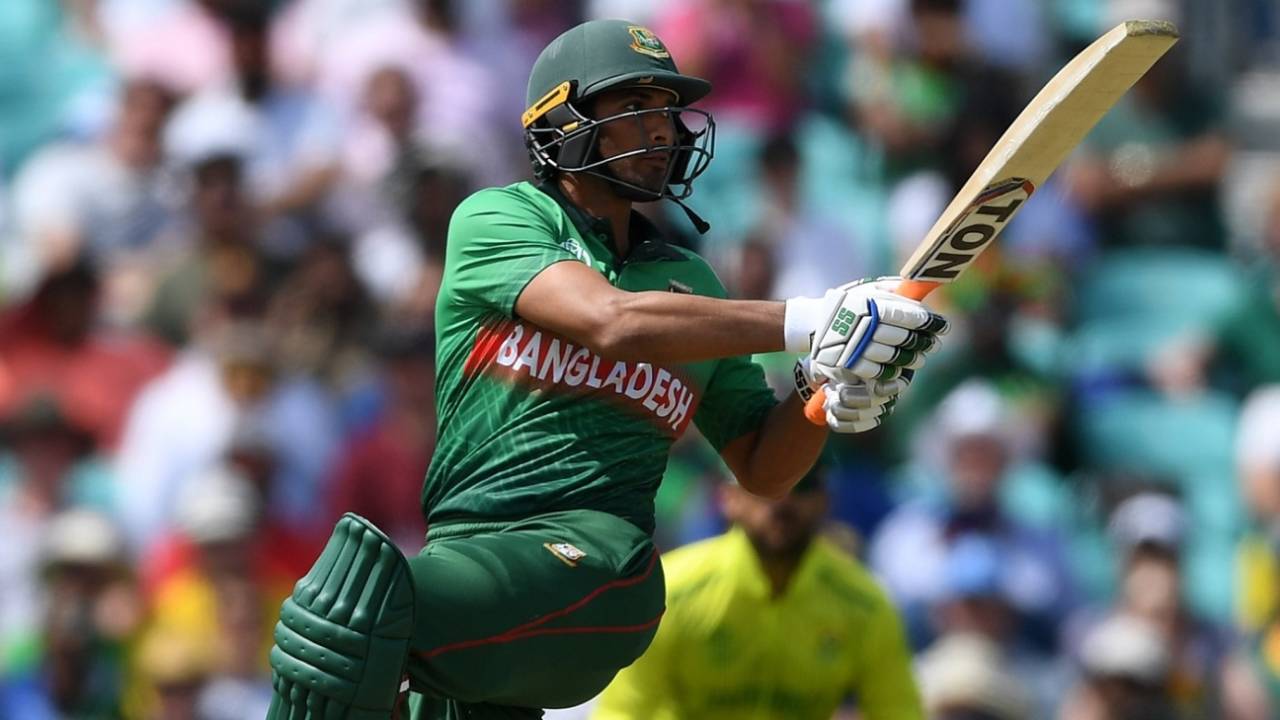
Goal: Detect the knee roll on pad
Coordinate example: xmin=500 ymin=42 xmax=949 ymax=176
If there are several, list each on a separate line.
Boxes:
xmin=267 ymin=513 xmax=416 ymax=719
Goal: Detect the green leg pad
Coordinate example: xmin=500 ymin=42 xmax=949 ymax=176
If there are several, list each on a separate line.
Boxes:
xmin=267 ymin=513 xmax=416 ymax=719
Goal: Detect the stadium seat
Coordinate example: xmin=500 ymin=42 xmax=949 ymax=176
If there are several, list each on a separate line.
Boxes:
xmin=1073 ymin=388 xmax=1238 ymax=482
xmin=1073 ymin=248 xmax=1245 ymax=326
xmin=1067 ymin=314 xmax=1190 ymax=375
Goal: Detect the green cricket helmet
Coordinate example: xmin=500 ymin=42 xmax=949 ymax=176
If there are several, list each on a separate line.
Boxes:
xmin=523 ymin=19 xmax=715 ymax=209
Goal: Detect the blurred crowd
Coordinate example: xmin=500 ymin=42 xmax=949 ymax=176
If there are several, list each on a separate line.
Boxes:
xmin=2 ymin=0 xmax=1280 ymax=718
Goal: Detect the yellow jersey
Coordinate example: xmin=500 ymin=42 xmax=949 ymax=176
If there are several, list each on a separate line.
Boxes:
xmin=593 ymin=527 xmax=923 ymax=720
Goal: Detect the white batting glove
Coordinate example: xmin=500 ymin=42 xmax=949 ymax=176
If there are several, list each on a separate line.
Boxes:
xmin=795 ymin=357 xmax=909 ymax=433
xmin=784 ymin=278 xmax=947 ymax=385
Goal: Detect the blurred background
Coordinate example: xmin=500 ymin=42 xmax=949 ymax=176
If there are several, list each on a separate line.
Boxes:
xmin=1 ymin=0 xmax=1279 ymax=718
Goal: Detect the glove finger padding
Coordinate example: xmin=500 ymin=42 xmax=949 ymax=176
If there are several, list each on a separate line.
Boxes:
xmin=838 ymin=358 xmax=905 ymax=383
xmin=822 ymin=381 xmax=901 ymax=433
xmin=829 ymin=382 xmax=897 ymax=410
xmin=871 ymin=325 xmax=942 ymax=353
xmin=859 ymin=342 xmax=928 ymax=368
xmin=874 ymin=299 xmax=949 ymax=334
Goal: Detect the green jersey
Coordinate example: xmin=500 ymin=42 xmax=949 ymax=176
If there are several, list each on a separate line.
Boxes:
xmin=424 ymin=182 xmax=778 ymax=534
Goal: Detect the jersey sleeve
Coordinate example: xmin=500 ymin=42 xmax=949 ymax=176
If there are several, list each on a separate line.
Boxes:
xmin=851 ymin=598 xmax=925 ymax=720
xmin=693 ymin=353 xmax=780 ymax=453
xmin=444 ymin=188 xmax=581 ymax=317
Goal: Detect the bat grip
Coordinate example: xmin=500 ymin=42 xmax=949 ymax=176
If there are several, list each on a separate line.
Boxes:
xmin=802 ymin=278 xmax=941 ymax=425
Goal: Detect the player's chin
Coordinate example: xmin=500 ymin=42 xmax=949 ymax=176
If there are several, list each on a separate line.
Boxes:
xmin=761 ymin=527 xmax=810 ymax=556
xmin=610 ymin=161 xmax=668 ymax=195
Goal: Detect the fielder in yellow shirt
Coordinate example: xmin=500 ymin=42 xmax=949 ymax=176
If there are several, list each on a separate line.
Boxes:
xmin=593 ymin=470 xmax=924 ymax=720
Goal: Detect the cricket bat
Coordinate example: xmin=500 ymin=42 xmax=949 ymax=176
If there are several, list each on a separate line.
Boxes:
xmin=805 ymin=19 xmax=1180 ymax=425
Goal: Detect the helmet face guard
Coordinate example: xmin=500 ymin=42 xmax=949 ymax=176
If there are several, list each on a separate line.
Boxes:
xmin=524 ymin=82 xmax=715 ymax=203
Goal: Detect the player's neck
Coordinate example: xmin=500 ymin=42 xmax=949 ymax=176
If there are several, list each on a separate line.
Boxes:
xmin=558 ymin=174 xmax=632 ymax=257
xmin=758 ymin=555 xmax=801 ymax=599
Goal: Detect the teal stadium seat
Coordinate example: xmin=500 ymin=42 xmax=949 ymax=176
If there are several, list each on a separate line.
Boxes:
xmin=1068 ymin=249 xmax=1246 ymax=374
xmin=680 ymin=121 xmax=764 ymax=247
xmin=1075 ymin=389 xmax=1237 ymax=480
xmin=1074 ymin=248 xmax=1245 ymax=325
xmin=1069 ymin=314 xmax=1190 ymax=374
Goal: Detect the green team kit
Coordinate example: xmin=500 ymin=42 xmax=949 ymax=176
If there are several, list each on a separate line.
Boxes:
xmin=267 ymin=20 xmax=783 ymax=720
xmin=425 ymin=181 xmax=778 ymax=536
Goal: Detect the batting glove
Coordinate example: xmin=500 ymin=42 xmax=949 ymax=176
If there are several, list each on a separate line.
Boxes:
xmin=784 ymin=278 xmax=947 ymax=385
xmin=794 ymin=357 xmax=911 ymax=433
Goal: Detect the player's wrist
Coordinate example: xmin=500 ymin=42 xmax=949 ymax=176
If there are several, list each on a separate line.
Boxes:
xmin=783 ymin=295 xmax=828 ymax=353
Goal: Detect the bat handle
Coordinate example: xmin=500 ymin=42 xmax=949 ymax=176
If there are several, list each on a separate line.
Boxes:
xmin=802 ymin=278 xmax=941 ymax=426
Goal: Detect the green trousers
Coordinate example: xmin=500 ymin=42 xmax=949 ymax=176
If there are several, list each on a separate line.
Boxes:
xmin=403 ymin=509 xmax=665 ymax=719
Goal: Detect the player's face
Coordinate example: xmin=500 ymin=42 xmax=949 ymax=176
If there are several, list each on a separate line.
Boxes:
xmin=722 ymin=483 xmax=828 ymax=560
xmin=591 ymin=87 xmax=679 ymax=195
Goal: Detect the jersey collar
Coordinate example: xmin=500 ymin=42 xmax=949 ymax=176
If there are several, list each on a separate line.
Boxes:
xmin=724 ymin=526 xmax=826 ymax=602
xmin=536 ymin=182 xmax=685 ymax=263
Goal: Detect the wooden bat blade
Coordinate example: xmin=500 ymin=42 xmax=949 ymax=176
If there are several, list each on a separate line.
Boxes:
xmin=898 ymin=20 xmax=1179 ymax=290
xmin=803 ymin=20 xmax=1179 ymax=427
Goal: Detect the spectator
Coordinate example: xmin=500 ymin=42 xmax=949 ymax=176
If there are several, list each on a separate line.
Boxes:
xmin=0 ymin=396 xmax=111 ymax=670
xmin=1065 ymin=4 xmax=1230 ymax=251
xmin=7 ymin=78 xmax=178 ymax=301
xmin=925 ymin=533 xmax=1068 ymax=716
xmin=133 ymin=628 xmax=215 ymax=720
xmin=751 ymin=132 xmax=869 ymax=299
xmin=593 ymin=469 xmax=924 ymax=719
xmin=843 ymin=0 xmax=1019 ymax=182
xmin=142 ymin=136 xmax=279 ymax=346
xmin=871 ymin=380 xmax=1075 ymax=648
xmin=157 ymin=7 xmax=340 ymax=262
xmin=0 ymin=261 xmax=172 ymax=448
xmin=916 ymin=632 xmax=1033 ymax=720
xmin=731 ymin=238 xmax=778 ymax=302
xmin=1227 ymin=601 xmax=1280 ymax=719
xmin=138 ymin=464 xmax=307 ymax=718
xmin=1150 ymin=179 xmax=1280 ymax=397
xmin=330 ymin=61 xmax=473 ymax=323
xmin=1221 ymin=646 xmax=1276 ymax=720
xmin=888 ymin=298 xmax=1064 ymax=464
xmin=115 ymin=317 xmax=341 ymax=551
xmin=1106 ymin=492 xmax=1235 ymax=716
xmin=0 ymin=509 xmax=142 ymax=719
xmin=265 ymin=237 xmax=377 ymax=384
xmin=268 ymin=0 xmax=405 ymax=88
xmin=1059 ymin=613 xmax=1178 ymax=720
xmin=326 ymin=326 xmax=436 ymax=552
xmin=313 ymin=0 xmax=510 ymax=185
xmin=331 ymin=65 xmax=425 ymax=235
xmin=0 ymin=0 xmax=117 ymax=180
xmin=106 ymin=0 xmax=244 ymax=96
xmin=654 ymin=0 xmax=817 ymax=133
xmin=1234 ymin=386 xmax=1280 ymax=633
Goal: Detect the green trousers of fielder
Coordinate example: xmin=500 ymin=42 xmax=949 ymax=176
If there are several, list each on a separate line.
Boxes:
xmin=266 ymin=509 xmax=664 ymax=719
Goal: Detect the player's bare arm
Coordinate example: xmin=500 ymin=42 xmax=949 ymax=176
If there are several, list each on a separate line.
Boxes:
xmin=519 ymin=267 xmax=934 ymax=496
xmin=719 ymin=393 xmax=828 ymax=499
xmin=516 ymin=261 xmax=786 ymax=364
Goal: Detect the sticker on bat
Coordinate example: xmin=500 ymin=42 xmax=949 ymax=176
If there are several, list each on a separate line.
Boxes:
xmin=907 ymin=177 xmax=1035 ymax=282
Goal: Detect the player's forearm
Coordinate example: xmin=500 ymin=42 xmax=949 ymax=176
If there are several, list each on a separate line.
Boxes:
xmin=594 ymin=292 xmax=786 ymax=363
xmin=732 ymin=393 xmax=828 ymax=499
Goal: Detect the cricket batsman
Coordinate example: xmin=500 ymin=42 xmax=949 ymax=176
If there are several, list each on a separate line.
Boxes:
xmin=266 ymin=18 xmax=947 ymax=720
